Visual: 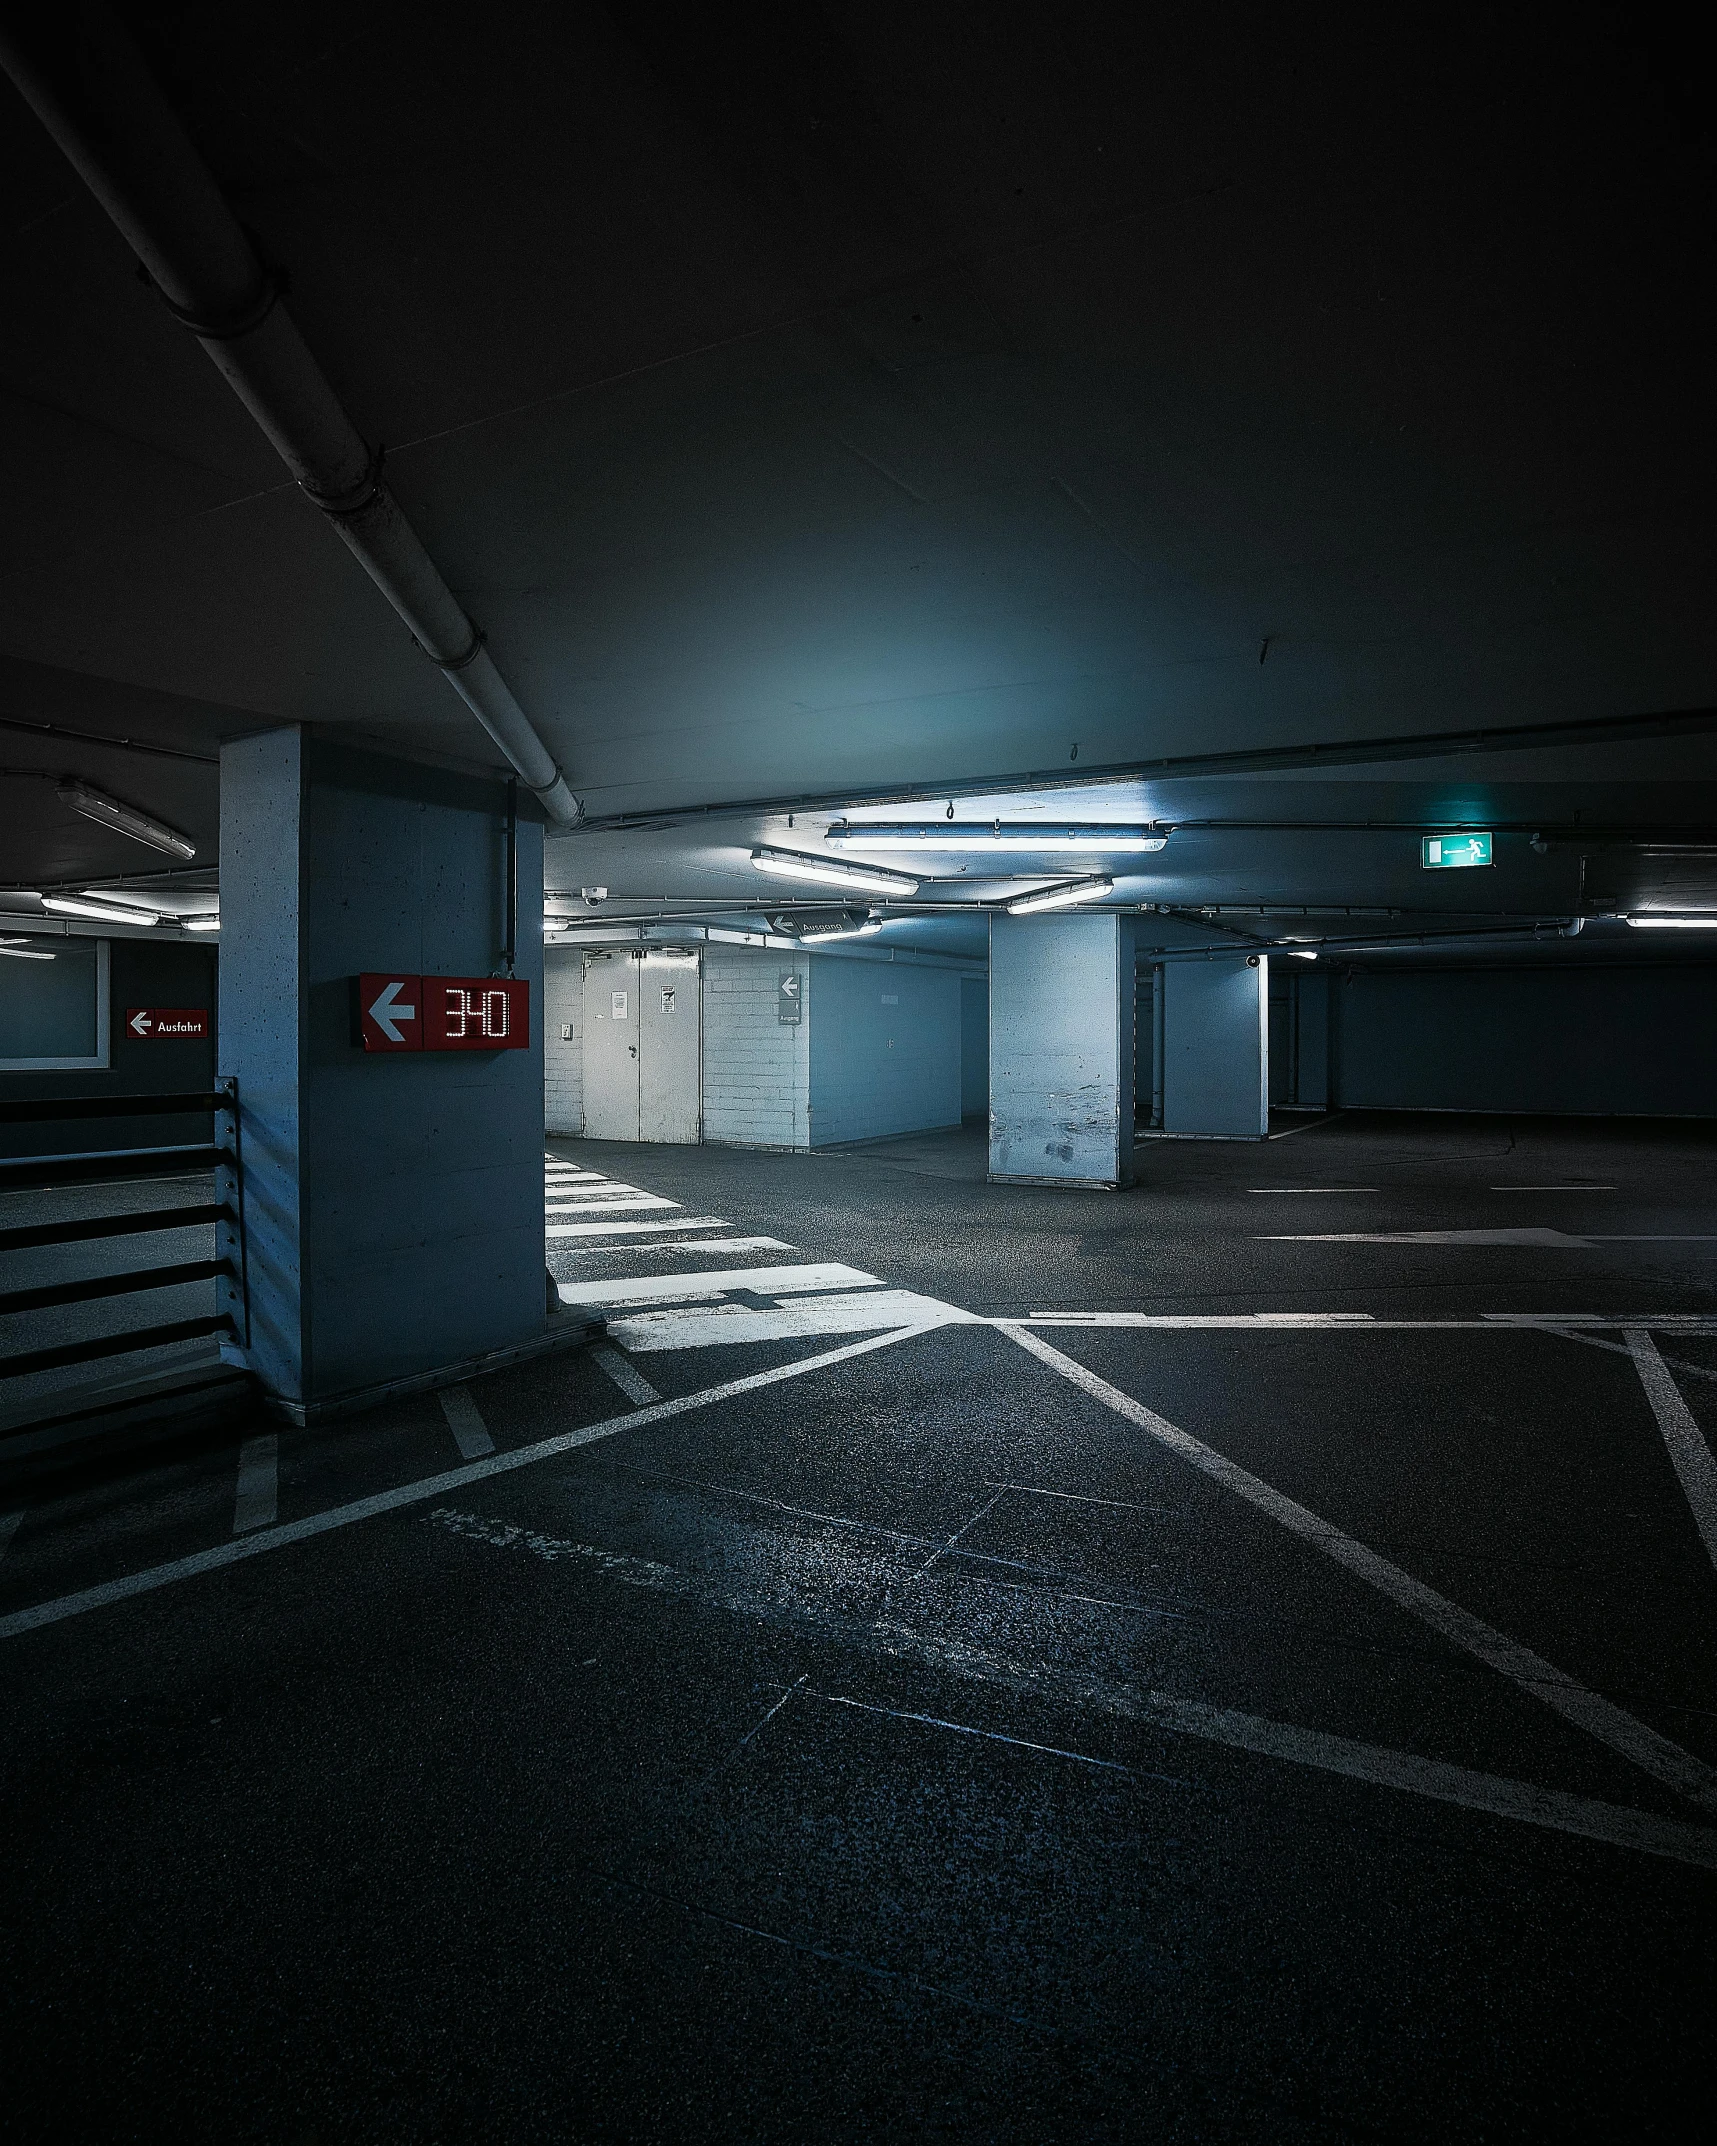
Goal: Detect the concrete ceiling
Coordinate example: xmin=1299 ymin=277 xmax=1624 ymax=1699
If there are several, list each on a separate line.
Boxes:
xmin=2 ymin=2 xmax=1713 ymax=937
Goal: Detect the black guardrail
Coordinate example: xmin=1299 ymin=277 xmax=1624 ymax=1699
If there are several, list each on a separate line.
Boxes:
xmin=0 ymin=1085 xmax=246 ymax=1381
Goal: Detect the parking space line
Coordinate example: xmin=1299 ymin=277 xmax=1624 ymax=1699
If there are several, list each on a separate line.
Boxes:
xmin=0 ymin=1323 xmax=934 ymax=1643
xmin=1626 ymin=1330 xmax=1717 ymax=1576
xmin=590 ymin=1344 xmax=662 ymax=1407
xmin=232 ymin=1433 xmax=278 ymax=1534
xmin=0 ymin=1509 xmax=24 ymax=1560
xmin=431 ymin=1506 xmax=1717 ymax=1871
xmin=1000 ymin=1323 xmax=1717 ymax=1812
xmin=438 ymin=1385 xmax=495 ymax=1459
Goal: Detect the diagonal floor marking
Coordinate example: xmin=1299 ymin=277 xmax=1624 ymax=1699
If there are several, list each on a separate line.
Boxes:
xmin=1626 ymin=1330 xmax=1717 ymax=1576
xmin=438 ymin=1384 xmax=495 ymax=1459
xmin=232 ymin=1433 xmax=278 ymax=1534
xmin=0 ymin=1509 xmax=25 ymax=1560
xmin=998 ymin=1323 xmax=1717 ymax=1813
xmin=0 ymin=1324 xmax=934 ymax=1644
xmin=1538 ymin=1325 xmax=1717 ymax=1386
xmin=431 ymin=1508 xmax=1717 ymax=1871
xmin=590 ymin=1343 xmax=662 ymax=1407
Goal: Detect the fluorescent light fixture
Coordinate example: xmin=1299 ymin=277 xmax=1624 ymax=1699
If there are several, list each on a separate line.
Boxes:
xmin=0 ymin=939 xmax=55 ymax=960
xmin=750 ymin=846 xmax=918 ymax=895
xmin=1004 ymin=876 xmax=1114 ymax=916
xmin=798 ymin=918 xmax=884 ymax=942
xmin=1289 ymin=948 xmax=1318 ymax=959
xmin=40 ymin=893 xmax=162 ymax=926
xmin=182 ymin=914 xmax=220 ymax=932
xmin=57 ymin=781 xmax=196 ymax=861
xmin=828 ymin=822 xmax=1167 ymax=852
xmin=1625 ymin=915 xmax=1717 ymax=928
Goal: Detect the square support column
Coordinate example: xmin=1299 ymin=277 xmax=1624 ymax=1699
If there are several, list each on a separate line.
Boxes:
xmin=218 ymin=730 xmax=547 ymax=1417
xmin=1160 ymin=956 xmax=1269 ymax=1138
xmin=988 ymin=912 xmax=1136 ymax=1187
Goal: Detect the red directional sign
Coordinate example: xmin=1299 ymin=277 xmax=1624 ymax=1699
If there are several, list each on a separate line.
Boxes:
xmin=358 ymin=974 xmax=529 ymax=1053
xmin=422 ymin=975 xmax=530 ymax=1051
xmin=358 ymin=973 xmax=422 ymax=1052
xmin=126 ymin=1007 xmax=208 ymax=1040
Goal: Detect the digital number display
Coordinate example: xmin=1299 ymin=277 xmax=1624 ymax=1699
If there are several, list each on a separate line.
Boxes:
xmin=358 ymin=974 xmax=530 ymax=1052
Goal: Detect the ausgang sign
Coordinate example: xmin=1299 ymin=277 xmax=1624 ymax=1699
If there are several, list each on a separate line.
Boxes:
xmin=357 ymin=974 xmax=530 ymax=1053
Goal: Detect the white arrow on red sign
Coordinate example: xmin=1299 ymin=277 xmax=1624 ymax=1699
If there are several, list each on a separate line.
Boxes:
xmin=368 ymin=978 xmax=417 ymax=1044
xmin=129 ymin=1010 xmax=153 ymax=1037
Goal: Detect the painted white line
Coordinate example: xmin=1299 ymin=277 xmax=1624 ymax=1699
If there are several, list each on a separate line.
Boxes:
xmin=544 ymin=1195 xmax=680 ymax=1214
xmin=1490 ymin=1185 xmax=1616 ymax=1192
xmin=590 ymin=1343 xmax=663 ymax=1407
xmin=1626 ymin=1330 xmax=1717 ymax=1577
xmin=999 ymin=1323 xmax=1717 ymax=1812
xmin=0 ymin=1509 xmax=24 ymax=1560
xmin=1266 ymin=1117 xmax=1333 ymax=1141
xmin=438 ymin=1385 xmax=495 ymax=1459
xmin=1261 ymin=1231 xmax=1717 ymax=1246
xmin=1537 ymin=1325 xmax=1717 ymax=1387
xmin=431 ymin=1508 xmax=1717 ymax=1871
xmin=0 ymin=1325 xmax=934 ymax=1644
xmin=232 ymin=1432 xmax=278 ymax=1534
xmin=610 ymin=1290 xmax=977 ymax=1353
xmin=546 ymin=1217 xmax=733 ymax=1239
xmin=559 ymin=1262 xmax=881 ymax=1309
xmin=571 ymin=1236 xmax=795 ymax=1257
xmin=1027 ymin=1312 xmax=1387 ymax=1328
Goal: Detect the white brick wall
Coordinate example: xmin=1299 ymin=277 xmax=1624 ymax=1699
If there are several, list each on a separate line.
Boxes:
xmin=543 ymin=950 xmax=583 ymax=1134
xmin=807 ymin=953 xmax=962 ymax=1144
xmin=699 ymin=945 xmax=809 ymax=1148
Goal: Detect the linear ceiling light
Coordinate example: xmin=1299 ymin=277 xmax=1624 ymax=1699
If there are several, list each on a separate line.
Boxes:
xmin=182 ymin=914 xmax=220 ymax=931
xmin=1625 ymin=915 xmax=1717 ymax=928
xmin=1004 ymin=876 xmax=1115 ymax=916
xmin=0 ymin=937 xmax=55 ymax=960
xmin=828 ymin=822 xmax=1167 ymax=852
xmin=57 ymin=781 xmax=196 ymax=860
xmin=750 ymin=846 xmax=918 ymax=895
xmin=40 ymin=893 xmax=162 ymax=926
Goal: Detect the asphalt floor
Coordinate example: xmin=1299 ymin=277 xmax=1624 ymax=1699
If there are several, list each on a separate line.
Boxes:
xmin=2 ymin=1111 xmax=1715 ymax=2142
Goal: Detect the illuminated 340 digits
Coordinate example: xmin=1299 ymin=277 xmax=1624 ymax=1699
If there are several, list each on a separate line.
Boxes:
xmin=442 ymin=984 xmax=513 ymax=1040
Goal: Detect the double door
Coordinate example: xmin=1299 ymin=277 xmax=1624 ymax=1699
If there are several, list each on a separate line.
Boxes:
xmin=582 ymin=950 xmax=701 ymax=1142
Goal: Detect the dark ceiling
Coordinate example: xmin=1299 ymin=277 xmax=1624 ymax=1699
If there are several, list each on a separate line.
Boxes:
xmin=2 ymin=1 xmax=1713 ymax=931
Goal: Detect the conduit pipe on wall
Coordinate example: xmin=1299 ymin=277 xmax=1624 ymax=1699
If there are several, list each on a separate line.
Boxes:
xmin=0 ymin=3 xmax=582 ymax=827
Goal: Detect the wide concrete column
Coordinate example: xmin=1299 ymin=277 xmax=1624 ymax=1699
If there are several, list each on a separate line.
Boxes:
xmin=218 ymin=730 xmax=547 ymax=1417
xmin=1160 ymin=956 xmax=1269 ymax=1137
xmin=988 ymin=912 xmax=1136 ymax=1187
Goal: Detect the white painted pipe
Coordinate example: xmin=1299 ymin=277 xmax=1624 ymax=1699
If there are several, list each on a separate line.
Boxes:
xmin=0 ymin=4 xmax=582 ymax=826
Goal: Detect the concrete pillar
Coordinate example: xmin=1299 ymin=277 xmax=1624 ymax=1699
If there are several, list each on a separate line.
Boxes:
xmin=1160 ymin=956 xmax=1269 ymax=1137
xmin=988 ymin=913 xmax=1136 ymax=1187
xmin=218 ymin=730 xmax=548 ymax=1419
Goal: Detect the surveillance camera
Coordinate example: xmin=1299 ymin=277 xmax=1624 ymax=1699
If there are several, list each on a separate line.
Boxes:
xmin=581 ymin=886 xmax=608 ymax=906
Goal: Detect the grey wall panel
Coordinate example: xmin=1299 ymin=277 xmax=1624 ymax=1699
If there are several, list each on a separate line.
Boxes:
xmin=961 ymin=975 xmax=989 ymax=1120
xmin=1335 ymin=965 xmax=1717 ymax=1115
xmin=808 ymin=954 xmax=961 ymax=1146
xmin=1161 ymin=958 xmax=1269 ymax=1138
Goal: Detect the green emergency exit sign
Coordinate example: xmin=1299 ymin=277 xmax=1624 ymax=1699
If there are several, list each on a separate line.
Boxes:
xmin=1422 ymin=832 xmax=1492 ymax=869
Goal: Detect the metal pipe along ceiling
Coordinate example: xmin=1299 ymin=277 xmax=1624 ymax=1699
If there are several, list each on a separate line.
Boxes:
xmin=0 ymin=3 xmax=582 ymax=828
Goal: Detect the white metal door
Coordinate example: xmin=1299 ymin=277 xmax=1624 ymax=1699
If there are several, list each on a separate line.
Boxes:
xmin=638 ymin=952 xmax=700 ymax=1143
xmin=581 ymin=953 xmax=640 ymax=1139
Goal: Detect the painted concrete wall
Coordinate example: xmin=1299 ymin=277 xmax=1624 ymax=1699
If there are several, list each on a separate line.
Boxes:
xmin=1330 ymin=963 xmax=1717 ymax=1115
xmin=700 ymin=944 xmax=809 ymax=1149
xmin=807 ymin=954 xmax=961 ymax=1145
xmin=543 ymin=949 xmax=583 ymax=1134
xmin=989 ymin=913 xmax=1136 ymax=1186
xmin=960 ymin=976 xmax=989 ymax=1119
xmin=219 ymin=731 xmax=546 ymax=1407
xmin=1161 ymin=958 xmax=1270 ymax=1138
xmin=0 ymin=936 xmax=218 ymax=1157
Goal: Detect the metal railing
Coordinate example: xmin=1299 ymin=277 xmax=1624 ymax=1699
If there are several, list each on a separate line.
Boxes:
xmin=0 ymin=1084 xmax=247 ymax=1379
